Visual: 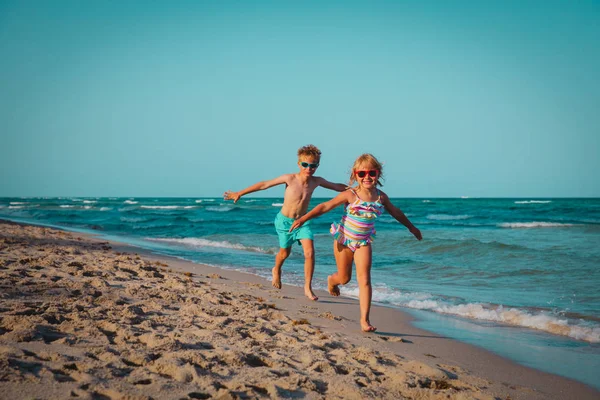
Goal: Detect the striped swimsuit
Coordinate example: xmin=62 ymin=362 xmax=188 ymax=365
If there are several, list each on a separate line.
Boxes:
xmin=330 ymin=189 xmax=384 ymax=252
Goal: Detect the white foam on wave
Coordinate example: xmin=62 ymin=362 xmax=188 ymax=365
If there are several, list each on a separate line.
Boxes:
xmin=141 ymin=205 xmax=180 ymax=209
xmin=147 ymin=237 xmax=274 ymax=254
xmin=427 ymin=214 xmax=472 ymax=220
xmin=99 ymin=207 xmax=112 ymax=211
xmin=499 ymin=222 xmax=577 ymax=229
xmin=514 ymin=200 xmax=552 ymax=204
xmin=272 ymin=203 xmax=284 ymax=207
xmin=121 ymin=216 xmax=147 ymax=223
xmin=83 ymin=200 xmax=97 ymax=204
xmin=60 ymin=205 xmax=75 ymax=208
xmin=8 ymin=206 xmax=24 ymax=209
xmin=406 ymin=300 xmax=600 ymax=343
xmin=422 ymin=200 xmax=431 ymax=203
xmin=124 ymin=200 xmax=138 ymax=204
xmin=184 ymin=206 xmax=196 ymax=209
xmin=206 ymin=206 xmax=234 ymax=212
xmin=10 ymin=202 xmax=26 ymax=205
xmin=341 ymin=285 xmax=600 ymax=343
xmin=195 ymin=200 xmax=203 ymax=203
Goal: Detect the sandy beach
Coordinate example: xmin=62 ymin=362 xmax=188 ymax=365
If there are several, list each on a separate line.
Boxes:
xmin=0 ymin=220 xmax=597 ymax=400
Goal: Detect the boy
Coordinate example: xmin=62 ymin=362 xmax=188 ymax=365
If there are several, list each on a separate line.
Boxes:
xmin=223 ymin=144 xmax=346 ymax=301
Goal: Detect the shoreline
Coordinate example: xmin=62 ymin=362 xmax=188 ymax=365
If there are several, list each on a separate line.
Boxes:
xmin=1 ymin=219 xmax=598 ymax=399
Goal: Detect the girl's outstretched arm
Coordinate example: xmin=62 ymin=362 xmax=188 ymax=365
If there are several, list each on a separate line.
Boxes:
xmin=289 ymin=190 xmax=353 ymax=231
xmin=380 ymin=191 xmax=423 ymax=240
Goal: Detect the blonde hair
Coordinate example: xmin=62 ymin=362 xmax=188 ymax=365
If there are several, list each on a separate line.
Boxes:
xmin=349 ymin=153 xmax=384 ymax=187
xmin=297 ymin=144 xmax=322 ymax=160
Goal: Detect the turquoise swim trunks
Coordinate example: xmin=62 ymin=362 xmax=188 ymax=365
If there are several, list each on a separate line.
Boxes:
xmin=274 ymin=211 xmax=313 ymax=248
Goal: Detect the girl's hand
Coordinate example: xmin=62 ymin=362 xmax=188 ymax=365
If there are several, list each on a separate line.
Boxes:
xmin=223 ymin=191 xmax=240 ymax=203
xmin=410 ymin=227 xmax=422 ymax=240
xmin=289 ymin=219 xmax=304 ymax=232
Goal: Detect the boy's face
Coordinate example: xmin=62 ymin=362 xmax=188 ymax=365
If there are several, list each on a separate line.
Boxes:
xmin=298 ymin=155 xmax=320 ymax=176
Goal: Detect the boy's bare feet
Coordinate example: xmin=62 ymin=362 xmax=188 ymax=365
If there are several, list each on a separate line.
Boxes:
xmin=327 ymin=275 xmax=340 ymax=296
xmin=361 ymin=321 xmax=377 ymax=332
xmin=304 ymin=286 xmax=318 ymax=301
xmin=272 ymin=266 xmax=282 ymax=289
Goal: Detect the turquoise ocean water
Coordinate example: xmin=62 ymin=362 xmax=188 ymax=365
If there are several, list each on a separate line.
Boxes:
xmin=1 ymin=197 xmax=599 ymax=388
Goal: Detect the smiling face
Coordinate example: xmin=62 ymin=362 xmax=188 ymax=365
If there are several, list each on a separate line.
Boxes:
xmin=354 ymin=162 xmax=380 ymax=189
xmin=298 ymin=155 xmax=320 ymax=177
xmin=348 ymin=153 xmax=384 ymax=188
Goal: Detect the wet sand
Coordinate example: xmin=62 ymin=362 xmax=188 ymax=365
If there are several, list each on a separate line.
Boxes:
xmin=0 ymin=220 xmax=597 ymax=399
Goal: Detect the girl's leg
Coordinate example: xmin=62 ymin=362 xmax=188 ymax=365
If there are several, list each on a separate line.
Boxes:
xmin=329 ymin=241 xmax=354 ymax=296
xmin=354 ymin=245 xmax=375 ymax=332
xmin=272 ymin=247 xmax=291 ymax=289
xmin=299 ymin=239 xmax=318 ymax=301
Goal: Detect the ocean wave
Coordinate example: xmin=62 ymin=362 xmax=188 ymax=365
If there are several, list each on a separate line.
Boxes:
xmin=140 ymin=205 xmax=181 ymax=209
xmin=147 ymin=237 xmax=274 ymax=254
xmin=120 ymin=216 xmax=148 ymax=223
xmin=124 ymin=200 xmax=138 ymax=204
xmin=195 ymin=200 xmax=203 ymax=203
xmin=427 ymin=214 xmax=473 ymax=220
xmin=8 ymin=206 xmax=24 ymax=209
xmin=206 ymin=206 xmax=234 ymax=212
xmin=60 ymin=205 xmax=75 ymax=208
xmin=342 ymin=286 xmax=600 ymax=343
xmin=514 ymin=200 xmax=552 ymax=204
xmin=83 ymin=200 xmax=97 ymax=204
xmin=499 ymin=222 xmax=578 ymax=229
xmin=272 ymin=203 xmax=284 ymax=207
xmin=9 ymin=202 xmax=26 ymax=205
xmin=407 ymin=301 xmax=599 ymax=343
xmin=99 ymin=207 xmax=112 ymax=211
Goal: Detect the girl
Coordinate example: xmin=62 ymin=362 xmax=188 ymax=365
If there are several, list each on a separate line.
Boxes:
xmin=289 ymin=154 xmax=422 ymax=332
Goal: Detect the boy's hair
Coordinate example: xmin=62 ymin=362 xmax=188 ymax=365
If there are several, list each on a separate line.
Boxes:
xmin=297 ymin=144 xmax=322 ymax=160
xmin=349 ymin=153 xmax=384 ymax=187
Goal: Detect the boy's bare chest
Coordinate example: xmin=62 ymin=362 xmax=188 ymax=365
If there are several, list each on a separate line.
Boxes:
xmin=285 ymin=181 xmax=317 ymax=200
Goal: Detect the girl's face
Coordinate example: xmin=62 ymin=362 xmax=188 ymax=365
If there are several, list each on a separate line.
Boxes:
xmin=354 ymin=163 xmax=379 ymax=189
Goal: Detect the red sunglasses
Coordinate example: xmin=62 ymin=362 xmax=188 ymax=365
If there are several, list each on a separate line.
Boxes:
xmin=355 ymin=170 xmax=379 ymax=178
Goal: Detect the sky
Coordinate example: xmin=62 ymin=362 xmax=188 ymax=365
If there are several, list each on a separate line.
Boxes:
xmin=1 ymin=0 xmax=599 ymax=198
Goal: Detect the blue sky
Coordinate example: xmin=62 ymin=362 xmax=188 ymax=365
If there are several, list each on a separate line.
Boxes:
xmin=1 ymin=1 xmax=599 ymax=197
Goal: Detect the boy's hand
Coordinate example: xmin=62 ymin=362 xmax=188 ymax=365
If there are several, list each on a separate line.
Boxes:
xmin=223 ymin=191 xmax=241 ymax=203
xmin=289 ymin=219 xmax=304 ymax=232
xmin=410 ymin=227 xmax=422 ymax=240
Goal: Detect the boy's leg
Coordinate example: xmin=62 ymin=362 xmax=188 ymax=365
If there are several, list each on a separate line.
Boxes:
xmin=272 ymin=247 xmax=291 ymax=289
xmin=299 ymin=239 xmax=318 ymax=301
xmin=329 ymin=241 xmax=354 ymax=296
xmin=354 ymin=245 xmax=375 ymax=332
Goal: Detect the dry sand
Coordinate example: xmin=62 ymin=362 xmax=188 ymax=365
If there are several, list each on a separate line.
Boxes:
xmin=0 ymin=220 xmax=597 ymax=400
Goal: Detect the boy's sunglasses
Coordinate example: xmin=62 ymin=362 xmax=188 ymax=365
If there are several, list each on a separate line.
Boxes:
xmin=355 ymin=170 xmax=379 ymax=178
xmin=300 ymin=162 xmax=320 ymax=169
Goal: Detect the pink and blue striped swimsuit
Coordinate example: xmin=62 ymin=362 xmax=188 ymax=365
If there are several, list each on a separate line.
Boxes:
xmin=330 ymin=189 xmax=384 ymax=252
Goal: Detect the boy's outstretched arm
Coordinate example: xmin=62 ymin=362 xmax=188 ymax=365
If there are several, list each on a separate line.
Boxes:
xmin=316 ymin=177 xmax=347 ymax=192
xmin=380 ymin=192 xmax=422 ymax=240
xmin=224 ymin=175 xmax=290 ymax=203
xmin=289 ymin=190 xmax=352 ymax=231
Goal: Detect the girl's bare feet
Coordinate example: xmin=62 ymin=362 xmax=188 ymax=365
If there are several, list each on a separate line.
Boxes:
xmin=304 ymin=287 xmax=318 ymax=301
xmin=327 ymin=275 xmax=340 ymax=296
xmin=361 ymin=321 xmax=377 ymax=332
xmin=272 ymin=266 xmax=282 ymax=289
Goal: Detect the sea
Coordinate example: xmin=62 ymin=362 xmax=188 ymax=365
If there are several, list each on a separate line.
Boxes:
xmin=1 ymin=197 xmax=599 ymax=389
